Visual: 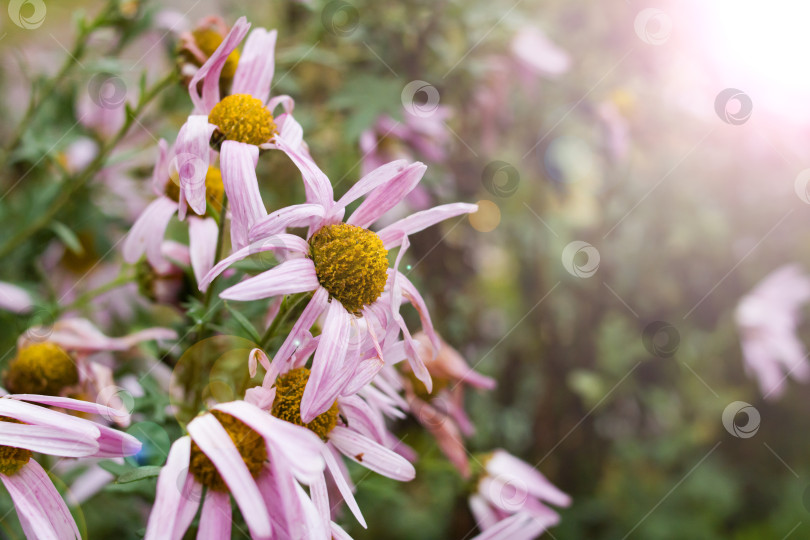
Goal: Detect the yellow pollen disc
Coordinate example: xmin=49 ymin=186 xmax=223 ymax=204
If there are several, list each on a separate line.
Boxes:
xmin=0 ymin=417 xmax=32 ymax=476
xmin=192 ymin=29 xmax=240 ymax=79
xmin=271 ymin=368 xmax=338 ymax=441
xmin=208 ymin=94 xmax=276 ymax=146
xmin=164 ymin=166 xmax=225 ymax=218
xmin=309 ymin=223 xmax=389 ymax=314
xmin=3 ymin=343 xmax=79 ymax=396
xmin=189 ymin=410 xmax=267 ymax=492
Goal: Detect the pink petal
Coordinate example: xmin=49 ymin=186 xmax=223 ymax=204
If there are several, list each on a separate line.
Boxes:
xmin=0 ymin=422 xmax=98 ymax=457
xmin=274 ymin=111 xmax=304 ymax=150
xmin=331 ymin=522 xmax=354 ymax=540
xmin=175 ymin=116 xmax=216 ymax=215
xmin=198 ymin=233 xmax=309 ymax=291
xmin=471 ymin=511 xmax=555 ymax=540
xmin=220 ymin=258 xmax=319 ymax=301
xmin=310 ymin=472 xmax=332 ymax=536
xmin=272 ymin=287 xmax=329 ymax=370
xmin=189 ymin=17 xmax=251 ymax=112
xmin=220 ymin=141 xmax=267 ymax=249
xmin=395 ymin=271 xmax=440 ymax=356
xmin=231 ymin=28 xmax=277 ymax=105
xmin=197 ymin=490 xmax=232 ymax=540
xmin=0 ymin=281 xmax=33 ymax=314
xmin=341 ymin=357 xmax=384 ymax=396
xmin=346 ymin=162 xmax=426 ymax=228
xmin=122 ymin=197 xmax=177 ymax=272
xmin=187 ymin=413 xmax=271 ymax=539
xmin=145 ymin=436 xmax=200 ymax=540
xmin=323 ymin=446 xmax=366 ymax=528
xmin=300 ymin=300 xmax=353 ymax=423
xmin=189 ymin=217 xmax=219 ymax=285
xmin=150 ymin=138 xmax=170 ymax=194
xmin=213 ymin=400 xmax=324 ymax=484
xmin=337 ymin=395 xmax=386 ymax=444
xmin=2 ymin=460 xmax=81 ymax=540
xmin=329 ymin=426 xmax=415 ymax=481
xmin=249 ymin=348 xmax=272 ymax=378
xmin=469 ymin=494 xmax=499 ymax=530
xmin=377 ymin=202 xmax=479 ymax=248
xmin=93 ymin=424 xmax=143 ymax=458
xmin=0 ymin=398 xmax=100 ymax=440
xmin=333 ymin=159 xmax=410 ymax=214
xmin=249 ymin=203 xmax=326 ymax=242
xmin=273 ymin=136 xmax=334 ymax=209
xmin=487 ymin=450 xmax=571 ymax=507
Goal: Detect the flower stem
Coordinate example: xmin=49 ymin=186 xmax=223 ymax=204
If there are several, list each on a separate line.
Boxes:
xmin=59 ymin=272 xmax=134 ymax=314
xmin=260 ymin=292 xmax=309 ymax=350
xmin=194 ymin=196 xmax=229 ymax=340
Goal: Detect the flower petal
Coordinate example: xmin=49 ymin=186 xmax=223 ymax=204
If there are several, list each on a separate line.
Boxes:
xmin=220 ymin=258 xmax=319 ymax=301
xmin=330 ymin=426 xmax=415 ymax=481
xmin=231 ymin=28 xmax=277 ymax=105
xmin=0 ymin=398 xmax=100 ymax=440
xmin=0 ymin=422 xmax=98 ymax=457
xmin=189 ymin=217 xmax=220 ymax=286
xmin=346 ymin=162 xmax=426 ymax=228
xmin=333 ymin=159 xmax=410 ymax=214
xmin=123 ymin=197 xmax=177 ymax=271
xmin=323 ymin=445 xmax=367 ymax=528
xmin=187 ymin=413 xmax=271 ymax=539
xmin=220 ymin=141 xmax=267 ymax=250
xmin=0 ymin=281 xmax=33 ymax=314
xmin=377 ymin=202 xmax=479 ymax=249
xmin=197 ymin=490 xmax=232 ymax=540
xmin=272 ymin=287 xmax=329 ymax=370
xmin=189 ymin=17 xmax=251 ymax=112
xmin=273 ymin=136 xmax=334 ymax=210
xmin=249 ymin=203 xmax=326 ymax=242
xmin=145 ymin=436 xmax=200 ymax=540
xmin=175 ymin=116 xmax=216 ymax=215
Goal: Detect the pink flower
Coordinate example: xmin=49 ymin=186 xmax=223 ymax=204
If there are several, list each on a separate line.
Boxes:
xmin=123 ymin=138 xmax=223 ymax=285
xmin=0 ymin=281 xmax=33 ymax=314
xmin=176 ymin=17 xmax=305 ymax=249
xmin=469 ymin=450 xmax=570 ymax=540
xmin=199 ymin=157 xmax=478 ymax=421
xmin=735 ymin=264 xmax=810 ymax=398
xmin=246 ymin=349 xmax=414 ymax=531
xmin=144 ymin=400 xmax=326 ymax=540
xmin=0 ymin=393 xmax=141 ymax=539
xmin=510 ymin=26 xmax=570 ymax=80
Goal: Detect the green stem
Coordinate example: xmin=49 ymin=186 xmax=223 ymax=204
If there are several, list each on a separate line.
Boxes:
xmin=195 ymin=196 xmax=229 ymax=340
xmin=60 ymin=272 xmax=134 ymax=314
xmin=260 ymin=292 xmax=309 ymax=350
xmin=0 ymin=71 xmax=177 ymax=259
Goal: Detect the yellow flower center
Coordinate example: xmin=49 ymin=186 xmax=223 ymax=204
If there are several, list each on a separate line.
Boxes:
xmin=191 ymin=28 xmax=240 ymax=79
xmin=3 ymin=343 xmax=79 ymax=396
xmin=188 ymin=410 xmax=267 ymax=492
xmin=271 ymin=368 xmax=338 ymax=441
xmin=208 ymin=94 xmax=276 ymax=147
xmin=0 ymin=417 xmax=31 ymax=476
xmin=309 ymin=223 xmax=389 ymax=314
xmin=165 ymin=166 xmax=225 ymax=217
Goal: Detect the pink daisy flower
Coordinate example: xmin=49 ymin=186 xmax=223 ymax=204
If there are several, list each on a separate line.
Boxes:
xmin=198 ymin=157 xmax=477 ymax=422
xmin=245 ymin=348 xmax=415 ymax=531
xmin=469 ymin=450 xmax=570 ymax=540
xmin=144 ymin=399 xmax=327 ymax=540
xmin=123 ymin=138 xmax=224 ymax=285
xmin=176 ymin=16 xmax=305 ymax=250
xmin=0 ymin=393 xmax=141 ymax=539
xmin=735 ymin=264 xmax=810 ymax=398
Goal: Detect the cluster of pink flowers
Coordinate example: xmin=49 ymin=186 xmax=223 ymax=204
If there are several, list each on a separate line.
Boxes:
xmin=0 ymin=14 xmax=569 ymax=540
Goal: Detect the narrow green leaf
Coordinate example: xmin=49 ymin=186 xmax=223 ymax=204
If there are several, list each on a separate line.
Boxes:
xmin=225 ymin=302 xmax=262 ymax=344
xmin=50 ymin=221 xmax=84 ymax=255
xmin=117 ymin=466 xmax=162 ymax=484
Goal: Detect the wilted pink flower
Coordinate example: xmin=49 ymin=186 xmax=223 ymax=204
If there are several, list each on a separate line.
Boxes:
xmin=199 ymin=157 xmax=477 ymax=421
xmin=735 ymin=264 xmax=810 ymax=398
xmin=0 ymin=393 xmax=140 ymax=538
xmin=144 ymin=400 xmax=326 ymax=540
xmin=469 ymin=450 xmax=570 ymax=540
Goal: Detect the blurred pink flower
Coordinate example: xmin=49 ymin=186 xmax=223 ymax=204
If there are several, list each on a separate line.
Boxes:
xmin=469 ymin=450 xmax=570 ymax=540
xmin=0 ymin=282 xmax=33 ymax=314
xmin=735 ymin=264 xmax=810 ymax=398
xmin=510 ymin=26 xmax=571 ymax=80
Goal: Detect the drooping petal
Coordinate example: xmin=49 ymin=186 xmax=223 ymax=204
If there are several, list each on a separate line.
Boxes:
xmin=273 ymin=136 xmax=334 ymax=210
xmin=151 ymin=138 xmax=170 ymax=194
xmin=341 ymin=357 xmax=384 ymax=397
xmin=486 ymin=450 xmax=571 ymax=507
xmin=300 ymin=300 xmax=353 ymax=423
xmin=310 ymin=472 xmax=332 ymax=536
xmin=27 ymin=318 xmax=177 ymax=352
xmin=377 ymin=202 xmax=479 ymax=249
xmin=231 ymin=28 xmax=277 ymax=105
xmin=93 ymin=424 xmax=143 ymax=458
xmin=189 ymin=16 xmax=251 ymax=112
xmin=220 ymin=258 xmax=319 ymax=301
xmin=122 ymin=197 xmax=177 ymax=272
xmin=198 ymin=233 xmax=309 ymax=291
xmin=145 ymin=436 xmax=200 ymax=540
xmin=249 ymin=203 xmax=326 ymax=242
xmin=188 ymin=217 xmax=220 ymax=285
xmin=197 ymin=490 xmax=232 ymax=540
xmin=2 ymin=460 xmax=81 ymax=540
xmin=323 ymin=445 xmax=366 ymax=528
xmin=0 ymin=398 xmax=100 ymax=440
xmin=175 ymin=116 xmax=217 ymax=215
xmin=329 ymin=426 xmax=415 ymax=481
xmin=187 ymin=414 xmax=271 ymax=539
xmin=333 ymin=160 xmax=410 ymax=214
xmin=346 ymin=162 xmax=426 ymax=228
xmin=220 ymin=141 xmax=267 ymax=250
xmin=337 ymin=395 xmax=386 ymax=444
xmin=395 ymin=271 xmax=440 ymax=355
xmin=272 ymin=287 xmax=329 ymax=370
xmin=0 ymin=422 xmax=98 ymax=457
xmin=249 ymin=348 xmax=272 ymax=378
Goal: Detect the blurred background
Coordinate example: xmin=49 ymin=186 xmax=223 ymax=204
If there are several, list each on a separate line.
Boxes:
xmin=3 ymin=0 xmax=810 ymax=538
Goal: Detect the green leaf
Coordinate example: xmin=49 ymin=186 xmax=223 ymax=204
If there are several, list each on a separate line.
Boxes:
xmin=225 ymin=302 xmax=262 ymax=343
xmin=50 ymin=221 xmax=84 ymax=256
xmin=117 ymin=466 xmax=162 ymax=484
xmin=98 ymin=460 xmax=133 ymax=476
